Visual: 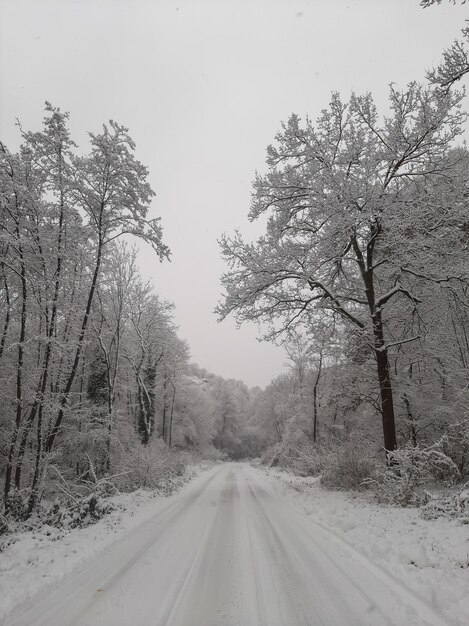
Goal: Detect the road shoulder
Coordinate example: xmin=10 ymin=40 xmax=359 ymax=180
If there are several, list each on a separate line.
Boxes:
xmin=258 ymin=465 xmax=469 ymax=626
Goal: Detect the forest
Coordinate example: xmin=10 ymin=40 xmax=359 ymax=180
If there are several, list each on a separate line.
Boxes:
xmin=0 ymin=109 xmax=265 ymax=527
xmin=2 ymin=0 xmax=469 ymax=534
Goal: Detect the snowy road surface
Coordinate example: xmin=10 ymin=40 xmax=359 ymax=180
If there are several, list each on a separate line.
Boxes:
xmin=9 ymin=463 xmax=451 ymax=626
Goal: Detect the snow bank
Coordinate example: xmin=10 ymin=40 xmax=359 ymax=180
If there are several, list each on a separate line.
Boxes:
xmin=263 ymin=468 xmax=469 ymax=626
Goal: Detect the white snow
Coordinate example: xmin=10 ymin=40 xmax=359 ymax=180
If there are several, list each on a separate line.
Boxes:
xmin=1 ymin=462 xmax=468 ymax=626
xmin=0 ymin=464 xmax=211 ymax=625
xmin=263 ymin=467 xmax=469 ymax=626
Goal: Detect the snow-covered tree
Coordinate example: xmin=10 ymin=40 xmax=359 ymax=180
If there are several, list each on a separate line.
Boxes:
xmin=1 ymin=105 xmax=169 ymax=513
xmin=217 ymin=84 xmax=465 ymax=453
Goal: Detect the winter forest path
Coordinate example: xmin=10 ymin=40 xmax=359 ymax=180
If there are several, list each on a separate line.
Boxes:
xmin=10 ymin=463 xmax=451 ymax=626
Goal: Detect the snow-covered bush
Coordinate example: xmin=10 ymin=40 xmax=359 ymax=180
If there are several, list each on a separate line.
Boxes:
xmin=198 ymin=445 xmax=226 ymax=462
xmin=320 ymin=444 xmax=376 ymax=490
xmin=38 ymin=462 xmax=119 ymax=529
xmin=290 ymin=442 xmax=323 ymax=476
xmin=2 ymin=489 xmax=28 ymax=522
xmin=261 ymin=441 xmax=292 ymax=468
xmin=264 ymin=439 xmax=304 ymax=470
xmin=44 ymin=490 xmax=116 ymax=529
xmin=420 ymin=488 xmax=469 ymax=522
xmin=442 ymin=421 xmax=469 ymax=479
xmin=0 ymin=514 xmax=10 ymax=537
xmin=117 ymin=438 xmax=189 ymax=493
xmin=262 ymin=438 xmax=375 ymax=487
xmin=0 ymin=472 xmax=118 ymax=535
xmin=259 ymin=444 xmax=276 ymax=466
xmin=366 ymin=442 xmax=460 ymax=506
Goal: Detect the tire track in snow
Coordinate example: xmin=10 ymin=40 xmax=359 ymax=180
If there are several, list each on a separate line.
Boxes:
xmin=8 ymin=468 xmax=220 ymax=626
xmin=7 ymin=464 xmax=455 ymax=626
xmin=163 ymin=466 xmax=261 ymax=626
xmin=252 ymin=472 xmax=452 ymax=626
xmin=245 ymin=479 xmax=392 ymax=626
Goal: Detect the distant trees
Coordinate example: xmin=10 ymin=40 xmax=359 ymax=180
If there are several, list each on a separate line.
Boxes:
xmin=218 ymin=83 xmax=466 ymax=454
xmin=125 ymin=279 xmax=174 ymax=445
xmin=182 ymin=364 xmax=255 ymax=459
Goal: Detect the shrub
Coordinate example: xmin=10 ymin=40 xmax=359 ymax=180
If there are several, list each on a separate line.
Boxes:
xmin=44 ymin=489 xmax=116 ymax=529
xmin=3 ymin=489 xmax=28 ymax=522
xmin=321 ymin=444 xmax=376 ymax=490
xmin=261 ymin=441 xmax=293 ymax=468
xmin=197 ymin=445 xmax=226 ymax=462
xmin=442 ymin=421 xmax=469 ymax=479
xmin=0 ymin=514 xmax=10 ymax=537
xmin=37 ymin=461 xmax=119 ymax=529
xmin=365 ymin=442 xmax=460 ymax=506
xmin=420 ymin=488 xmax=469 ymax=522
xmin=117 ymin=438 xmax=189 ymax=494
xmin=290 ymin=442 xmax=323 ymax=477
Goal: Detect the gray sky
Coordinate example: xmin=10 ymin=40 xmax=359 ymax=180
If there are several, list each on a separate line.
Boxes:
xmin=1 ymin=0 xmax=468 ymax=387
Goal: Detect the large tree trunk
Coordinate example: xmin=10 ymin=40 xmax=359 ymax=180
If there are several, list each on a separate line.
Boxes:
xmin=372 ymin=311 xmax=397 ymax=453
xmin=358 ymin=231 xmax=398 ymax=455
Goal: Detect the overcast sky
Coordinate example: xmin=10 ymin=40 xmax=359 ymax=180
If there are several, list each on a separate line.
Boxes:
xmin=1 ymin=0 xmax=468 ymax=387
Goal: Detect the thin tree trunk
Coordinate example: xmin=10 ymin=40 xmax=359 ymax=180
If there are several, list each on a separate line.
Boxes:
xmin=162 ymin=376 xmax=168 ymax=442
xmin=403 ymin=394 xmax=417 ymax=447
xmin=27 ymin=403 xmax=45 ymax=514
xmin=312 ymin=352 xmax=323 ymax=443
xmin=0 ymin=268 xmax=11 ymax=361
xmin=17 ymin=172 xmax=66 ymax=496
xmin=105 ymin=364 xmax=113 ymax=473
xmin=45 ymin=235 xmax=104 ymax=454
xmin=168 ymin=383 xmax=176 ymax=448
xmin=4 ymin=227 xmax=27 ymax=506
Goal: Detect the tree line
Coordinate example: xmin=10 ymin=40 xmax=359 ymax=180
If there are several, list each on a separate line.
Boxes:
xmin=0 ymin=108 xmax=258 ymax=520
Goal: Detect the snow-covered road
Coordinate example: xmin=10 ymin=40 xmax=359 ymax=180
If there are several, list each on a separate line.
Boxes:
xmin=9 ymin=463 xmax=451 ymax=626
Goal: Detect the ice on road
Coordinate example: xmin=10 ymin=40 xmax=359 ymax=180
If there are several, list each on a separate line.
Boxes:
xmin=10 ymin=463 xmax=450 ymax=626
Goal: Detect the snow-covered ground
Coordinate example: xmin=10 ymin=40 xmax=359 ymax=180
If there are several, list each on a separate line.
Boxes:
xmin=1 ymin=462 xmax=468 ymax=626
xmin=0 ymin=464 xmax=211 ymax=625
xmin=263 ymin=467 xmax=469 ymax=626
